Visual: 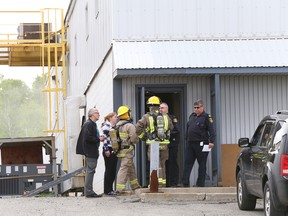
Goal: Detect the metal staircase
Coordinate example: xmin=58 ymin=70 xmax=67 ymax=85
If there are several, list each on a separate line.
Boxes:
xmin=0 ymin=8 xmax=69 ymax=170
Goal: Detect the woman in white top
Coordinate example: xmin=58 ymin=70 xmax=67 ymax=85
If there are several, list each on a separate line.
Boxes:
xmin=101 ymin=112 xmax=118 ymax=195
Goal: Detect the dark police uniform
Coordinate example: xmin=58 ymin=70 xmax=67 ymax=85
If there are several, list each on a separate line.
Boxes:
xmin=182 ymin=111 xmax=215 ymax=187
xmin=165 ymin=114 xmax=180 ymax=187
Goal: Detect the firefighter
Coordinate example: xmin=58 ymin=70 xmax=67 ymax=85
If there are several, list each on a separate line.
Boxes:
xmin=115 ymin=105 xmax=140 ymax=193
xmin=136 ymin=96 xmax=173 ymax=187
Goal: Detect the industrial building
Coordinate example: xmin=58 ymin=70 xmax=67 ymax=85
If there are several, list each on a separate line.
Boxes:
xmin=64 ymin=0 xmax=288 ymax=191
xmin=1 ymin=0 xmax=288 ymax=195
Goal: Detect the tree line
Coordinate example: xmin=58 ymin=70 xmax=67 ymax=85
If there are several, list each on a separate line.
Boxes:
xmin=0 ymin=74 xmax=45 ymax=138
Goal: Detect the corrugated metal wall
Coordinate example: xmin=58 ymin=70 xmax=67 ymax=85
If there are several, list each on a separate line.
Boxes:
xmin=113 ymin=0 xmax=288 ymax=40
xmin=121 ymin=75 xmax=212 ymax=186
xmin=66 ymin=0 xmax=112 ymax=97
xmin=112 ymin=40 xmax=288 ymax=69
xmin=121 ymin=75 xmax=211 ymax=119
xmin=221 ymin=75 xmax=288 ymax=144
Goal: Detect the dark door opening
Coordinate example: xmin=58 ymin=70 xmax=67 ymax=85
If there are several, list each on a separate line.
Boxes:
xmin=135 ymin=85 xmax=186 ymax=187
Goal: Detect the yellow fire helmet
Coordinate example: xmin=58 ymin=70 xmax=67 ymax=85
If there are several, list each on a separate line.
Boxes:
xmin=146 ymin=96 xmax=161 ymax=106
xmin=117 ymin=105 xmax=130 ymax=119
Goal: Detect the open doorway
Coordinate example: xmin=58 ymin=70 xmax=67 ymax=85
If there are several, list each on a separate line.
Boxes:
xmin=135 ymin=85 xmax=186 ymax=187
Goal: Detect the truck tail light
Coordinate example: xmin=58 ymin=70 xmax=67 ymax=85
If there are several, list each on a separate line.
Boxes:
xmin=281 ymin=154 xmax=288 ymax=176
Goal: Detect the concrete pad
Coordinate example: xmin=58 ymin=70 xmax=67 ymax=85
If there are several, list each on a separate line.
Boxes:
xmin=139 ymin=192 xmax=206 ymax=202
xmin=135 ymin=187 xmax=237 ymax=203
xmin=205 ymin=193 xmax=237 ymax=202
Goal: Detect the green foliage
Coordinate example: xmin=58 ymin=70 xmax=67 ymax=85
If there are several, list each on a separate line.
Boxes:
xmin=0 ymin=75 xmax=45 ymax=138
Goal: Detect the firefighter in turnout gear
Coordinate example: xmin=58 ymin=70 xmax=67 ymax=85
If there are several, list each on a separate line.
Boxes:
xmin=136 ymin=96 xmax=174 ymax=187
xmin=115 ymin=106 xmax=140 ymax=193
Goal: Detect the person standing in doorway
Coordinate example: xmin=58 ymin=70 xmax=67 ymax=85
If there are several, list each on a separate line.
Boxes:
xmin=101 ymin=112 xmax=118 ymax=196
xmin=160 ymin=102 xmax=180 ymax=187
xmin=76 ymin=107 xmax=105 ymax=198
xmin=181 ymin=99 xmax=215 ymax=187
xmin=136 ymin=96 xmax=174 ymax=187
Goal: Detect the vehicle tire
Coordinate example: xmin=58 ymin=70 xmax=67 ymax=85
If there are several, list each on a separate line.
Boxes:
xmin=236 ymin=172 xmax=257 ymax=210
xmin=264 ymin=182 xmax=286 ymax=216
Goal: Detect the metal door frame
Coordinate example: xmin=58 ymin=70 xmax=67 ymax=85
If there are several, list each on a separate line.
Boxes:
xmin=135 ymin=84 xmax=187 ymax=186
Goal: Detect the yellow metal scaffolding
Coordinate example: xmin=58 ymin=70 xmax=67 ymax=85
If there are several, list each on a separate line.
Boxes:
xmin=0 ymin=8 xmax=68 ymax=170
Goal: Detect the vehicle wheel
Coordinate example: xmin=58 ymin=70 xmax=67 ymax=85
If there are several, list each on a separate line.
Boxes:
xmin=236 ymin=172 xmax=257 ymax=210
xmin=264 ymin=182 xmax=286 ymax=216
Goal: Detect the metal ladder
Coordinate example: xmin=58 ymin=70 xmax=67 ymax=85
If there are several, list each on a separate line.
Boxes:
xmin=22 ymin=166 xmax=85 ymax=197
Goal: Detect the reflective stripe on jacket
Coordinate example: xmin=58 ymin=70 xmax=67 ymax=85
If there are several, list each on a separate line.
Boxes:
xmin=141 ymin=114 xmax=170 ymax=145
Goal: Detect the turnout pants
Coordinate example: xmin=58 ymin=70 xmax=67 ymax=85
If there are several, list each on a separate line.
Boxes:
xmin=116 ymin=149 xmax=140 ymax=191
xmin=148 ymin=145 xmax=169 ymax=187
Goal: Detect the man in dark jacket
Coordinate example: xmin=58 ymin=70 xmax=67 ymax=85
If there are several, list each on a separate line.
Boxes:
xmin=181 ymin=100 xmax=216 ymax=187
xmin=76 ymin=107 xmax=104 ymax=198
xmin=160 ymin=102 xmax=180 ymax=187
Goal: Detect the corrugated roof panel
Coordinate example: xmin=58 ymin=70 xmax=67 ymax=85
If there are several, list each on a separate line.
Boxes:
xmin=113 ymin=39 xmax=288 ymax=69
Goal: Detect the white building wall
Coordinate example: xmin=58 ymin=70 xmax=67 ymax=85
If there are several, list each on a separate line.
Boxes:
xmin=65 ymin=96 xmax=85 ymax=171
xmin=66 ymin=0 xmax=112 ymax=97
xmin=221 ymin=75 xmax=288 ymax=144
xmin=113 ymin=0 xmax=288 ymax=40
xmin=63 ymin=0 xmax=288 ymax=189
xmin=64 ymin=0 xmax=113 ymax=191
xmin=85 ymin=52 xmax=114 ymax=194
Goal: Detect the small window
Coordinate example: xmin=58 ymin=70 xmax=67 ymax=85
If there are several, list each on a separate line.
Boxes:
xmin=260 ymin=123 xmax=274 ymax=147
xmin=250 ymin=121 xmax=275 ymax=147
xmin=95 ymin=0 xmax=99 ymax=19
xmin=74 ymin=34 xmax=78 ymax=66
xmin=271 ymin=121 xmax=288 ymax=151
xmin=85 ymin=3 xmax=89 ymax=41
xmin=251 ymin=124 xmax=265 ymax=146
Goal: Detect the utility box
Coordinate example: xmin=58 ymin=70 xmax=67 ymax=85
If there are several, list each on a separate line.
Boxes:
xmin=0 ymin=164 xmax=53 ymax=196
xmin=17 ymin=23 xmax=51 ymax=41
xmin=0 ymin=137 xmax=57 ymax=196
xmin=1 ymin=142 xmax=43 ymax=165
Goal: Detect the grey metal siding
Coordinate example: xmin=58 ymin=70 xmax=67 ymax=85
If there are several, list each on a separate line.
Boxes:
xmin=121 ymin=75 xmax=211 ymax=120
xmin=221 ymin=75 xmax=288 ymax=144
xmin=112 ymin=40 xmax=288 ymax=70
xmin=113 ymin=0 xmax=288 ymax=40
xmin=120 ymin=74 xmax=212 ymax=186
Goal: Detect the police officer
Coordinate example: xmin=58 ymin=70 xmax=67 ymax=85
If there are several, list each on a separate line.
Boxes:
xmin=160 ymin=102 xmax=180 ymax=187
xmin=181 ymin=99 xmax=215 ymax=187
xmin=136 ymin=96 xmax=174 ymax=188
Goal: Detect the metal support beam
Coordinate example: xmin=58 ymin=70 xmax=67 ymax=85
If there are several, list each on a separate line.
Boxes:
xmin=214 ymin=74 xmax=222 ymax=184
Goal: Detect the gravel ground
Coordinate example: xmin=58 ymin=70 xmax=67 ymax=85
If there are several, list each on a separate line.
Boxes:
xmin=0 ymin=195 xmax=264 ymax=216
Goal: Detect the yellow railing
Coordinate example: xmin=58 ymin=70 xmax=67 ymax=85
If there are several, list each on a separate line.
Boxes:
xmin=0 ymin=8 xmax=68 ymax=170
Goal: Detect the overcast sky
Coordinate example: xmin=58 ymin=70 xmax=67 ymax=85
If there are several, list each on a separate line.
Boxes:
xmin=0 ymin=0 xmax=70 ymax=86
